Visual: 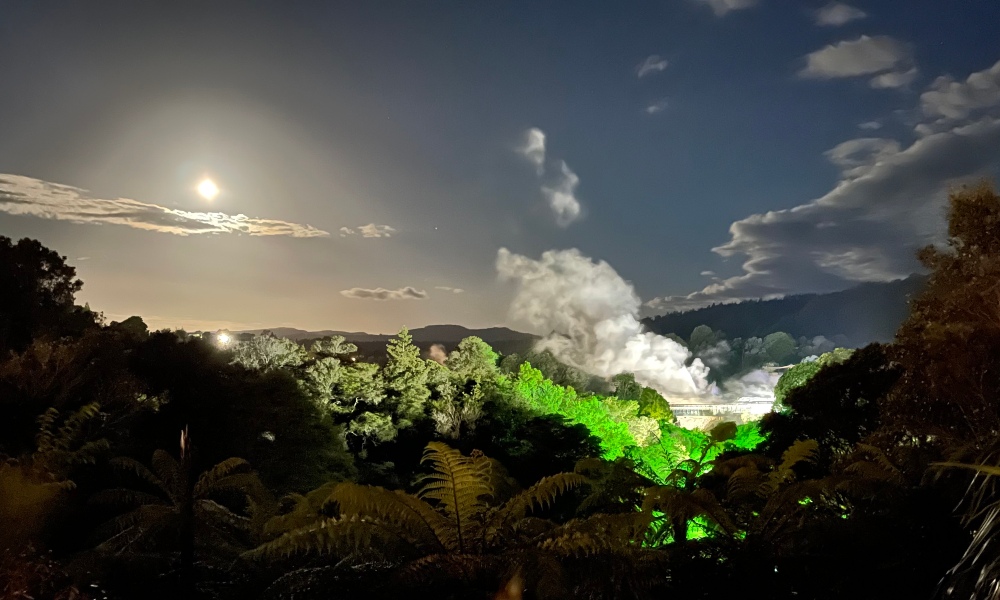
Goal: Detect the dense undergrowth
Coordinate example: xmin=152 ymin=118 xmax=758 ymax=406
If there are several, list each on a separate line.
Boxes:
xmin=3 ymin=183 xmax=1000 ymax=599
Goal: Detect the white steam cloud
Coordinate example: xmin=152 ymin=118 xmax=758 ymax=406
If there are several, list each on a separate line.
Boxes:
xmin=428 ymin=343 xmax=448 ymax=364
xmin=496 ymin=247 xmax=709 ymax=397
xmin=518 ymin=128 xmax=547 ymax=175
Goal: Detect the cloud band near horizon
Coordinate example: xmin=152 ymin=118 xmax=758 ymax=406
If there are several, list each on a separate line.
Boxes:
xmin=0 ymin=174 xmax=329 ymax=237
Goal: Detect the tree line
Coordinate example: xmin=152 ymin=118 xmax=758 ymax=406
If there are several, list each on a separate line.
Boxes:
xmin=2 ymin=182 xmax=1000 ymax=599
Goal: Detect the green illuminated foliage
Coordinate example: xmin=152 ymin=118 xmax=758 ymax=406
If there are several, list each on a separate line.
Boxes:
xmin=309 ymin=335 xmax=357 ymax=358
xmin=347 ymin=412 xmax=397 ymax=444
xmin=511 ymin=363 xmax=633 ymax=459
xmin=638 ymin=386 xmax=675 ymax=423
xmin=383 ymin=328 xmax=431 ymax=427
xmin=445 ymin=336 xmax=500 ymax=384
xmin=611 ymin=373 xmax=642 ymax=401
xmin=230 ymin=334 xmax=307 ymax=372
xmin=773 ymin=348 xmax=854 ymax=406
xmin=334 ymin=362 xmax=384 ymax=411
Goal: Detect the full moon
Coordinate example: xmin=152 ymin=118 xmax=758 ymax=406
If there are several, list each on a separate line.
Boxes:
xmin=197 ymin=178 xmax=220 ymax=200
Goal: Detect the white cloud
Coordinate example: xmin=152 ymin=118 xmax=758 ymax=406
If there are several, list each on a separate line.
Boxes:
xmin=518 ymin=127 xmax=547 ymax=175
xmin=700 ymin=270 xmax=716 ymax=277
xmin=870 ymin=67 xmax=918 ymax=89
xmin=515 ymin=129 xmax=585 ymax=227
xmin=358 ymin=223 xmax=395 ymax=238
xmin=647 ymin=116 xmax=1000 ymax=312
xmin=434 ymin=286 xmax=465 ymax=294
xmin=799 ymin=35 xmax=911 ymax=80
xmin=339 ymin=223 xmax=396 ymax=238
xmin=340 ymin=286 xmax=428 ymax=300
xmin=0 ymin=174 xmax=328 ymax=237
xmin=496 ymin=247 xmax=709 ymax=396
xmin=815 ymin=2 xmax=867 ymax=27
xmin=696 ymin=0 xmax=758 ymax=17
xmin=645 ymin=98 xmax=669 ymax=114
xmin=823 ymin=137 xmax=901 ymax=179
xmin=858 ymin=120 xmax=883 ymax=130
xmin=636 ymin=55 xmax=669 ymax=78
xmin=921 ymin=59 xmax=1000 ymax=121
xmin=543 ymin=161 xmax=583 ymax=227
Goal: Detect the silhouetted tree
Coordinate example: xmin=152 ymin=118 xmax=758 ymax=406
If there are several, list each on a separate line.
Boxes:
xmin=0 ymin=237 xmax=95 ymax=353
xmin=887 ymin=181 xmax=1000 ymax=445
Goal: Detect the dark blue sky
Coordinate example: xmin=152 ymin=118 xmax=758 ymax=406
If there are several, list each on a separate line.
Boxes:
xmin=1 ymin=0 xmax=998 ymax=332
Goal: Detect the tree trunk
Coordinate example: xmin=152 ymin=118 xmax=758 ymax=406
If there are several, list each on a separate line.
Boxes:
xmin=179 ymin=427 xmax=196 ymax=597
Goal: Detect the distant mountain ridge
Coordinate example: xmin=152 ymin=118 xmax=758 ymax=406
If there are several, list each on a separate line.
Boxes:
xmin=237 ymin=324 xmax=537 ymax=345
xmin=643 ymin=275 xmax=927 ymax=347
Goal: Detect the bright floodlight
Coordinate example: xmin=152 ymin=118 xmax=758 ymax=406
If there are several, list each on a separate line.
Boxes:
xmin=217 ymin=332 xmax=232 ymax=346
xmin=197 ymin=178 xmax=220 ymax=200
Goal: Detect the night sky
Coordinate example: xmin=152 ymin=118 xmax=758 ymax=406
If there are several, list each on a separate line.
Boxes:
xmin=1 ymin=0 xmax=998 ymax=333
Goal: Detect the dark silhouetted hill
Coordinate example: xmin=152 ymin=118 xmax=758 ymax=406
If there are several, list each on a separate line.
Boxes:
xmin=237 ymin=324 xmax=538 ymax=359
xmin=643 ymin=275 xmax=927 ymax=347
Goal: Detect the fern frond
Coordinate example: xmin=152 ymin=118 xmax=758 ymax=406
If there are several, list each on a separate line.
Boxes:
xmin=931 ymin=461 xmax=1000 ymax=477
xmin=90 ymin=488 xmax=169 ymax=508
xmin=395 ymin=553 xmax=492 ymax=586
xmin=537 ymin=513 xmax=648 ymax=557
xmin=492 ymin=472 xmax=588 ymax=524
xmin=766 ymin=439 xmax=817 ymax=492
xmin=95 ymin=504 xmax=177 ymax=553
xmin=198 ymin=472 xmax=264 ymax=500
xmin=151 ymin=450 xmax=182 ymax=501
xmin=418 ymin=442 xmax=492 ymax=553
xmin=195 ymin=457 xmax=253 ymax=496
xmin=245 ymin=515 xmax=418 ymax=563
xmin=777 ymin=439 xmax=818 ymax=472
xmin=109 ymin=456 xmax=170 ymax=497
xmin=331 ymin=482 xmax=451 ymax=553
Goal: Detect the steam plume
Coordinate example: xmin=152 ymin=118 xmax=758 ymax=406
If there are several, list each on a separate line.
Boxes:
xmin=428 ymin=344 xmax=448 ymax=364
xmin=496 ymin=248 xmax=709 ymax=397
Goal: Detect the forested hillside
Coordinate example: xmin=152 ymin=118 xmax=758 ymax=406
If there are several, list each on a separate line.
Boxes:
xmin=644 ymin=275 xmax=927 ymax=347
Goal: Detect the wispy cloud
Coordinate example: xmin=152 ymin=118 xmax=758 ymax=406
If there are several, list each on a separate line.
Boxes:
xmin=0 ymin=174 xmax=329 ymax=237
xmin=636 ymin=55 xmax=669 ymax=78
xmin=339 ymin=223 xmax=396 ymax=238
xmin=799 ymin=36 xmax=913 ymax=86
xmin=648 ymin=58 xmax=1000 ymax=313
xmin=815 ymin=2 xmax=867 ymax=27
xmin=517 ymin=128 xmax=546 ymax=175
xmin=858 ymin=120 xmax=883 ymax=130
xmin=823 ymin=137 xmax=901 ymax=179
xmin=921 ymin=59 xmax=1000 ymax=122
xmin=543 ymin=161 xmax=583 ymax=227
xmin=434 ymin=286 xmax=465 ymax=294
xmin=516 ymin=128 xmax=584 ymax=227
xmin=340 ymin=286 xmax=428 ymax=300
xmin=645 ymin=98 xmax=669 ymax=115
xmin=870 ymin=67 xmax=918 ymax=89
xmin=696 ymin=0 xmax=758 ymax=17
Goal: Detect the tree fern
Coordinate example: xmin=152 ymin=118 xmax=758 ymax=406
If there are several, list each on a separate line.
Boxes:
xmin=331 ymin=483 xmax=452 ymax=552
xmin=417 ymin=442 xmax=492 ymax=553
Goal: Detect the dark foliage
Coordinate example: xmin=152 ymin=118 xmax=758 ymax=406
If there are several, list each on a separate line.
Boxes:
xmin=0 ymin=236 xmax=96 ymax=354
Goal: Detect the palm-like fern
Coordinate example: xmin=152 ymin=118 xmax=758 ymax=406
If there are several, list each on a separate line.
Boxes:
xmin=30 ymin=403 xmax=109 ymax=483
xmin=248 ymin=441 xmax=594 ymax=564
xmin=93 ymin=450 xmax=272 ymax=558
xmin=931 ymin=458 xmax=1000 ymax=599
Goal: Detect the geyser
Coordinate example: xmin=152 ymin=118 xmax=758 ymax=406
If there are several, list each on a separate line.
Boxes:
xmin=496 ymin=247 xmax=710 ymax=397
